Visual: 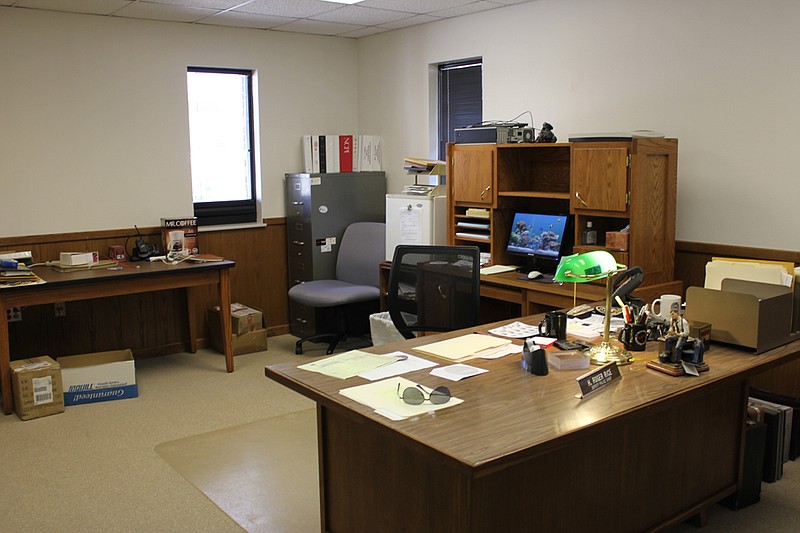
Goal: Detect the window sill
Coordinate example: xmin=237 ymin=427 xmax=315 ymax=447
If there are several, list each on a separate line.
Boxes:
xmin=198 ymin=222 xmax=267 ymax=233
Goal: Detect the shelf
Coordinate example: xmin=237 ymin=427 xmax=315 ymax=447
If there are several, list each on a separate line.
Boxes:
xmin=498 ymin=191 xmax=570 ymax=200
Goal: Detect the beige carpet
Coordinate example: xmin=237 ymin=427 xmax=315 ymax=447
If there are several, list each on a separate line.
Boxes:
xmin=155 ymin=408 xmax=320 ymax=533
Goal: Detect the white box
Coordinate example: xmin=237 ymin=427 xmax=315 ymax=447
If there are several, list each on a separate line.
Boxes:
xmin=59 ymin=252 xmax=98 ymax=266
xmin=58 ymin=349 xmax=138 ymax=406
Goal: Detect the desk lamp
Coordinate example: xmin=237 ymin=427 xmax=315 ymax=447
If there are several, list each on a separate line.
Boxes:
xmin=554 ymin=250 xmax=632 ymax=365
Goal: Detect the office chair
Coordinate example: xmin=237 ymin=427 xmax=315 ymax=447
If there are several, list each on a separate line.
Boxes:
xmin=289 ymin=222 xmax=385 ymax=355
xmin=387 ymin=245 xmax=481 ymax=339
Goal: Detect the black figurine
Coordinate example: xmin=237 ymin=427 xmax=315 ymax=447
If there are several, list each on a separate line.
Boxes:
xmin=535 ymin=122 xmax=557 ymax=143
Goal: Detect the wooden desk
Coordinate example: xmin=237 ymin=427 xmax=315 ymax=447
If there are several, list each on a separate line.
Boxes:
xmin=380 ymin=261 xmax=683 ymax=316
xmin=0 ymin=260 xmax=235 ymax=415
xmin=266 ymin=319 xmax=800 ymax=532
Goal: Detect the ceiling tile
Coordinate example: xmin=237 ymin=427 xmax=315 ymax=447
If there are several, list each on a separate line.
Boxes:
xmin=198 ymin=11 xmax=294 ymax=29
xmin=311 ymin=5 xmax=411 ymax=26
xmin=377 ymin=13 xmax=441 ymax=30
xmin=359 ymin=0 xmax=475 ymax=15
xmin=114 ymin=1 xmax=217 ymax=22
xmin=234 ymin=0 xmax=340 ymax=18
xmin=15 ymin=0 xmax=131 ymax=14
xmin=271 ymin=17 xmax=364 ymax=36
xmin=430 ymin=0 xmax=502 ymax=18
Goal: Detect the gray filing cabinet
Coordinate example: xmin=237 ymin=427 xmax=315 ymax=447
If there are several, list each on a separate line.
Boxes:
xmin=285 ymin=172 xmax=386 ymax=338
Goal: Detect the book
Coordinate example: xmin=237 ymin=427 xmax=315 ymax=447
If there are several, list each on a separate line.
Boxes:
xmin=749 ymin=397 xmax=787 ymax=482
xmin=750 ymin=387 xmax=800 ymax=460
xmin=319 ymin=135 xmax=326 ymax=173
xmin=311 ymin=135 xmax=320 ymax=173
xmin=373 ymin=135 xmax=382 ymax=171
xmin=325 ymin=135 xmax=339 ymax=173
xmin=302 ymin=135 xmax=313 ymax=173
xmin=339 ymin=135 xmax=353 ymax=173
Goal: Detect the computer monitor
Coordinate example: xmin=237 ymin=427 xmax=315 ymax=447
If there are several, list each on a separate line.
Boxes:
xmin=505 ymin=212 xmax=572 ymax=276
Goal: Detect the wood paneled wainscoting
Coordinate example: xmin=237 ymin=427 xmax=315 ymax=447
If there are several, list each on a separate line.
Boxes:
xmin=676 ymin=240 xmax=800 ymax=398
xmin=0 ymin=218 xmax=290 ymax=360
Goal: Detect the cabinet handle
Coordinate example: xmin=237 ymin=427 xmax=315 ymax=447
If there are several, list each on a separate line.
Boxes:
xmin=292 ymin=201 xmax=304 ymax=205
xmin=575 ymin=191 xmax=589 ymax=207
xmin=292 ymin=240 xmax=305 ymax=246
xmin=480 ymin=185 xmax=491 ymax=200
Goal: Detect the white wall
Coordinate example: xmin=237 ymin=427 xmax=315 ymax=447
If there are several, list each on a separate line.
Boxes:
xmin=0 ymin=8 xmax=359 ymax=237
xmin=358 ymin=0 xmax=800 ymax=249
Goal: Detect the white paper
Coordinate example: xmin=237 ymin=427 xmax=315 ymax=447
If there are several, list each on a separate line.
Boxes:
xmin=430 ymin=364 xmax=488 ymax=381
xmin=488 ymin=321 xmax=537 ymax=338
xmin=358 ymin=351 xmax=438 ymax=381
xmin=399 ymin=207 xmax=422 ymax=244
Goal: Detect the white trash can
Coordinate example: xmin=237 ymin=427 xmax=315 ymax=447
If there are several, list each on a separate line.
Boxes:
xmin=369 ymin=312 xmax=406 ymax=346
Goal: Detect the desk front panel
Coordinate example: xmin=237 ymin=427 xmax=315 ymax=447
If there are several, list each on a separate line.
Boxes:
xmin=267 ymin=321 xmax=800 ymax=530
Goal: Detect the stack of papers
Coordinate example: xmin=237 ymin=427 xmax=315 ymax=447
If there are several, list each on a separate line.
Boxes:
xmin=298 ymin=350 xmax=404 ymax=379
xmin=340 ymin=376 xmax=463 ymax=420
xmin=479 ymin=264 xmax=518 ymax=275
xmin=413 ymin=333 xmax=513 ymax=362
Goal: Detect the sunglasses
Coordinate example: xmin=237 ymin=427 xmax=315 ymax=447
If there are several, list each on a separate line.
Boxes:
xmin=397 ymin=383 xmax=451 ymax=405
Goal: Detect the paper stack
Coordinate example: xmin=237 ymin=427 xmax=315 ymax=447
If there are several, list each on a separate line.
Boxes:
xmin=413 ymin=333 xmax=511 ymax=362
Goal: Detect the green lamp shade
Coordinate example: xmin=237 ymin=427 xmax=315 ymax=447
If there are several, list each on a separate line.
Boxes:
xmin=554 ymin=251 xmax=622 ymax=283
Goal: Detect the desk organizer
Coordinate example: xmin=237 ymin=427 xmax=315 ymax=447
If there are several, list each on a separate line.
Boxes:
xmin=685 ymin=279 xmax=795 ymax=354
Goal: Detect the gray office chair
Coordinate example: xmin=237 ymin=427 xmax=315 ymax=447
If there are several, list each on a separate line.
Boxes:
xmin=387 ymin=245 xmax=481 ymax=339
xmin=289 ymin=222 xmax=385 ymax=355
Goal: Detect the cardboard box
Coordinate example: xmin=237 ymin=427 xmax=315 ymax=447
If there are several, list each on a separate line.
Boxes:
xmin=605 ymin=232 xmax=629 ymax=251
xmin=11 ymin=356 xmax=65 ymax=420
xmin=207 ymin=305 xmax=268 ymax=356
xmin=161 ymin=217 xmax=199 ymax=256
xmin=212 ymin=303 xmax=263 ymax=336
xmin=58 ymin=349 xmax=138 ymax=406
xmin=685 ymin=279 xmax=796 ymax=354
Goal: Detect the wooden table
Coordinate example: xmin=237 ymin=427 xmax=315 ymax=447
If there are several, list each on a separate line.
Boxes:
xmin=266 ymin=317 xmax=800 ymax=532
xmin=379 ymin=261 xmax=683 ymax=316
xmin=1 ymin=260 xmax=235 ymax=415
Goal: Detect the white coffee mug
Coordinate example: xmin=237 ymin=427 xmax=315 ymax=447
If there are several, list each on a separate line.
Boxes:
xmin=651 ymin=294 xmax=681 ymax=319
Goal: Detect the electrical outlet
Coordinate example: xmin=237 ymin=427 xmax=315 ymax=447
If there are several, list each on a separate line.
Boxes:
xmin=54 ymin=302 xmax=66 ymax=318
xmin=7 ymin=307 xmax=22 ymax=322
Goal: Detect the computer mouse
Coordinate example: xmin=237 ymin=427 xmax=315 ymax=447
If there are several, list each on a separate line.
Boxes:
xmin=528 ymin=270 xmax=543 ymax=279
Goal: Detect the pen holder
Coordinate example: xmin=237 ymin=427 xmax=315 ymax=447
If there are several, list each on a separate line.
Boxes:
xmin=619 ymin=323 xmax=648 ymax=352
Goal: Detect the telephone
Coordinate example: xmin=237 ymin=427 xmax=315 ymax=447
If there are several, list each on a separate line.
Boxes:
xmin=129 ymin=226 xmax=160 ymax=261
xmin=612 ymin=266 xmax=644 ymax=305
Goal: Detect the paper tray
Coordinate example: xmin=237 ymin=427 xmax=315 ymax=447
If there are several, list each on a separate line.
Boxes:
xmin=685 ymin=279 xmax=794 ymax=354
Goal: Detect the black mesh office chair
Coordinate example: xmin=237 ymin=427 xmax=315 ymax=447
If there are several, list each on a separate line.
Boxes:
xmin=387 ymin=245 xmax=481 ymax=339
xmin=289 ymin=222 xmax=385 ymax=354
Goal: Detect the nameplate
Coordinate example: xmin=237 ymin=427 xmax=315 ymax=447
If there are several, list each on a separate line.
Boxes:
xmin=576 ymin=362 xmax=621 ymax=398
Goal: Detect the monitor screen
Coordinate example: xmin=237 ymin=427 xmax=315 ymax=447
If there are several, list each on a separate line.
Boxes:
xmin=506 ymin=213 xmax=569 ymax=259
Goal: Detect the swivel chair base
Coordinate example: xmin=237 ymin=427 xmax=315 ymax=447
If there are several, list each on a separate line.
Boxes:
xmin=295 ymin=333 xmax=346 ymax=355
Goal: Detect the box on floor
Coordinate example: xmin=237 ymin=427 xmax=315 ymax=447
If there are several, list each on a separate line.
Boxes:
xmin=58 ymin=349 xmax=138 ymax=406
xmin=207 ymin=303 xmax=268 ymax=355
xmin=11 ymin=355 xmax=65 ymax=420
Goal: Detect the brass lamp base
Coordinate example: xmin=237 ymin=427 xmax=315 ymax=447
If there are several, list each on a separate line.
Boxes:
xmin=588 ymin=341 xmax=632 ymax=366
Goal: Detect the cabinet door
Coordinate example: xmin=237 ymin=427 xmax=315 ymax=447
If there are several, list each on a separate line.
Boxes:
xmin=451 ymin=145 xmax=494 ymax=205
xmin=571 ymin=145 xmax=629 ymax=213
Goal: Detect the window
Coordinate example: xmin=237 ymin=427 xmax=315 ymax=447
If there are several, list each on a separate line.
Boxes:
xmin=438 ymin=59 xmax=482 ymax=160
xmin=187 ymin=67 xmax=257 ymax=226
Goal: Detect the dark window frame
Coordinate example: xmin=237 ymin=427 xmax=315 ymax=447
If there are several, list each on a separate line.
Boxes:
xmin=438 ymin=59 xmax=483 ymax=160
xmin=188 ymin=66 xmax=258 ymax=226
